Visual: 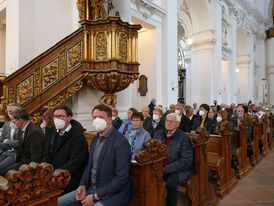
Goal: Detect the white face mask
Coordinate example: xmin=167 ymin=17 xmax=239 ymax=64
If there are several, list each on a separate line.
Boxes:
xmin=10 ymin=121 xmax=18 ymax=130
xmin=175 ymin=110 xmax=180 ymax=115
xmin=93 ymin=118 xmax=107 ymax=132
xmin=153 ymin=114 xmax=159 ymax=121
xmin=112 ymin=116 xmax=116 ymax=121
xmin=54 ymin=118 xmax=66 ymax=130
xmin=216 ymin=116 xmax=222 ymax=123
xmin=199 ymin=110 xmax=205 ymax=116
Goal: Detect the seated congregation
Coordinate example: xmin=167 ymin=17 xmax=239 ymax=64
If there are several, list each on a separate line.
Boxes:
xmin=0 ymin=100 xmax=273 ymax=206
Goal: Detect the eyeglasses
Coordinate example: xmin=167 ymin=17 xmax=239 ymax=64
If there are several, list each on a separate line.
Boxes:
xmin=132 ymin=119 xmax=141 ymax=122
xmin=54 ymin=115 xmax=67 ymax=119
xmin=166 ymin=120 xmax=176 ymax=124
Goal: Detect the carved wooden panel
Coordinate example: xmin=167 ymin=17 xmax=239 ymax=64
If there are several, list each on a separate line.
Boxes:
xmin=0 ymin=162 xmax=70 ymax=206
xmin=95 ymin=32 xmax=108 ymax=60
xmin=42 ymin=57 xmax=59 ymax=90
xmin=16 ymin=75 xmax=34 ymax=105
xmin=8 ymin=87 xmax=15 ymax=105
xmin=118 ymin=32 xmax=128 ymax=62
xmin=66 ymin=41 xmax=83 ymax=72
xmin=34 ymin=69 xmax=41 ymax=96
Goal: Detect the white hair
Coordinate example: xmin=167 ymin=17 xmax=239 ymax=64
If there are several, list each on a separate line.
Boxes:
xmin=167 ymin=112 xmax=181 ymax=123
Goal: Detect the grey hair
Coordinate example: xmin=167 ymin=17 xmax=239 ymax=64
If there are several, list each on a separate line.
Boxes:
xmin=7 ymin=103 xmax=21 ymax=110
xmin=175 ymin=103 xmax=183 ymax=109
xmin=167 ymin=112 xmax=181 ymax=123
xmin=11 ymin=109 xmax=29 ymax=121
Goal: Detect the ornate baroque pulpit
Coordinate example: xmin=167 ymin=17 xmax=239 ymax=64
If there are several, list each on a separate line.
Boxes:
xmin=78 ymin=0 xmax=141 ymax=108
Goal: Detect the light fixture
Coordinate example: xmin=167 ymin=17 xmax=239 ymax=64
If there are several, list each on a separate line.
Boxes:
xmin=236 ymin=68 xmax=239 ymax=73
xmin=187 ymin=38 xmax=193 ymax=45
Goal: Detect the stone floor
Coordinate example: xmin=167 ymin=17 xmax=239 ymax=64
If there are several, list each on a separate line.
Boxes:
xmin=218 ymin=149 xmax=274 ymax=206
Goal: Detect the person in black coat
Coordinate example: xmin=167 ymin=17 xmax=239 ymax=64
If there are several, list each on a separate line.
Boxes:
xmin=181 ymin=106 xmax=195 ymax=132
xmin=43 ymin=105 xmax=88 ymax=194
xmin=112 ymin=108 xmax=123 ymax=130
xmin=150 ymin=108 xmax=165 ymax=138
xmin=142 ymin=106 xmax=153 ymax=134
xmin=154 ymin=112 xmax=193 ymax=206
xmin=148 ymin=98 xmax=156 ymax=116
xmin=192 ymin=103 xmax=214 ymax=134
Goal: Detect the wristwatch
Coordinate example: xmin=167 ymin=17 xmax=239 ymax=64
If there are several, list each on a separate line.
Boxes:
xmin=93 ymin=194 xmax=98 ymax=203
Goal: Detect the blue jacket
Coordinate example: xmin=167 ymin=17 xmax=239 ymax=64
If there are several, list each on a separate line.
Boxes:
xmin=125 ymin=126 xmax=151 ymax=159
xmin=118 ymin=119 xmax=132 ymax=135
xmin=154 ymin=129 xmax=193 ymax=182
xmin=79 ymin=128 xmax=131 ymax=206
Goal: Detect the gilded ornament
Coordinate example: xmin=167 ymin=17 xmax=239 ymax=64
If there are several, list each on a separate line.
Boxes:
xmin=30 ymin=112 xmax=41 ymax=124
xmin=42 ymin=58 xmax=59 ymax=90
xmin=118 ymin=33 xmax=128 ymax=62
xmin=8 ymin=88 xmax=15 ymax=105
xmin=60 ymin=51 xmax=66 ymax=78
xmin=46 ymin=80 xmax=83 ymax=108
xmin=34 ymin=69 xmax=41 ymax=96
xmin=16 ymin=76 xmax=33 ymax=105
xmin=67 ymin=41 xmax=82 ymax=72
xmin=90 ymin=0 xmax=107 ymax=20
xmin=77 ymin=0 xmax=86 ymax=20
xmin=95 ymin=32 xmax=108 ymax=60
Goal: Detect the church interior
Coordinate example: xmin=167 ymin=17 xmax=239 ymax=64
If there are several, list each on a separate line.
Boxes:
xmin=0 ymin=0 xmax=274 ymax=205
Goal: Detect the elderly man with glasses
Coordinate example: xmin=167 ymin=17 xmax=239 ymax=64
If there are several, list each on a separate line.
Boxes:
xmin=154 ymin=112 xmax=193 ymax=206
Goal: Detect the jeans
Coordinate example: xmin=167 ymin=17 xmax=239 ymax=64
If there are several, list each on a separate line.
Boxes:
xmin=58 ymin=186 xmax=104 ymax=206
xmin=0 ymin=153 xmax=16 ymax=173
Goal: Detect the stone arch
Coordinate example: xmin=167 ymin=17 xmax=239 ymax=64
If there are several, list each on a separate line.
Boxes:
xmin=184 ymin=0 xmax=211 ymax=33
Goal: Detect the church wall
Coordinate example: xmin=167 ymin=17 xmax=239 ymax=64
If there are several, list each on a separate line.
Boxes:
xmin=131 ymin=27 xmax=157 ymax=111
xmin=6 ymin=0 xmax=19 ymax=74
xmin=6 ymin=0 xmax=79 ymax=72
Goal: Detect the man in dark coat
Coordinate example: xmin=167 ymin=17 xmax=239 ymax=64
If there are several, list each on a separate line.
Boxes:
xmin=154 ymin=112 xmax=193 ymax=206
xmin=148 ymin=98 xmax=156 ymax=116
xmin=111 ymin=109 xmax=122 ymax=130
xmin=230 ymin=105 xmax=252 ymax=143
xmin=5 ymin=109 xmax=45 ymax=172
xmin=58 ymin=104 xmax=131 ymax=206
xmin=43 ymin=105 xmax=88 ymax=194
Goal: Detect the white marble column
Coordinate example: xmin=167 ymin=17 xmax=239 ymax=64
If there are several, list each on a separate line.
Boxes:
xmin=162 ymin=0 xmax=178 ymax=106
xmin=266 ymin=38 xmax=274 ymax=104
xmin=228 ymin=10 xmax=237 ymax=104
xmin=254 ymin=32 xmax=266 ymax=105
xmin=247 ymin=34 xmax=255 ymax=103
xmin=214 ymin=0 xmax=223 ymax=104
xmin=190 ymin=30 xmax=216 ymax=105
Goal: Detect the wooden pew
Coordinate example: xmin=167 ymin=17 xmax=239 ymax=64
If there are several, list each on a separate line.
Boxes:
xmin=207 ymin=121 xmax=238 ymax=198
xmin=232 ymin=119 xmax=252 ymax=179
xmin=261 ymin=114 xmax=270 ymax=156
xmin=185 ymin=128 xmax=217 ymax=206
xmin=0 ymin=162 xmax=70 ymax=206
xmin=249 ymin=115 xmax=262 ymax=165
xmin=268 ymin=112 xmax=274 ymax=148
xmin=84 ymin=129 xmax=217 ymax=206
xmin=128 ymin=139 xmax=167 ymax=206
xmin=84 ymin=131 xmax=97 ymax=147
